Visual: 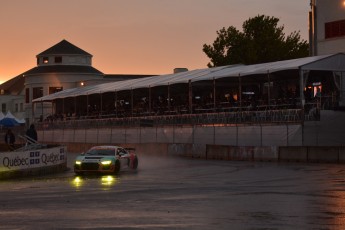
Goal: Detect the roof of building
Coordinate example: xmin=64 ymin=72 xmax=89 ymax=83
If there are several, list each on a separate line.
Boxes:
xmin=25 ymin=65 xmax=103 ymax=75
xmin=104 ymin=74 xmax=157 ymax=81
xmin=37 ymin=39 xmax=92 ymax=56
xmin=33 ymin=53 xmax=345 ymax=102
xmin=0 ymin=69 xmax=33 ymax=95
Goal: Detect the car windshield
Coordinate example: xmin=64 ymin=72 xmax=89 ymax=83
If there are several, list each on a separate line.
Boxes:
xmin=85 ymin=149 xmax=115 ymax=156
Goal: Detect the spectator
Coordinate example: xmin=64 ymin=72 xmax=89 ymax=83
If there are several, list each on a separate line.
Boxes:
xmin=26 ymin=124 xmax=37 ymax=143
xmin=4 ymin=129 xmax=15 ymax=148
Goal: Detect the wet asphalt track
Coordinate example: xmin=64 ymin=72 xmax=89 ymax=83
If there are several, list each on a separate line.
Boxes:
xmin=1 ymin=152 xmax=345 ymax=229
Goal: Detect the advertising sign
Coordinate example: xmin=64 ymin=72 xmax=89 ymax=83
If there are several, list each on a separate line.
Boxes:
xmin=0 ymin=146 xmax=66 ymax=172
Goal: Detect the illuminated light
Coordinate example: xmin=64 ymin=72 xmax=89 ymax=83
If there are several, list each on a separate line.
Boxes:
xmin=71 ymin=176 xmax=83 ymax=188
xmin=80 ymin=82 xmax=84 ymax=86
xmin=101 ymin=175 xmax=117 ymax=187
xmin=101 ymin=160 xmax=112 ymax=165
xmin=102 ymin=175 xmax=114 ymax=182
xmin=75 ymin=161 xmax=81 ymax=165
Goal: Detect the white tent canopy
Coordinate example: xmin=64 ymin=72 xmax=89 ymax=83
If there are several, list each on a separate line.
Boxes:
xmin=33 ymin=53 xmax=345 ymax=103
xmin=4 ymin=111 xmax=25 ymax=124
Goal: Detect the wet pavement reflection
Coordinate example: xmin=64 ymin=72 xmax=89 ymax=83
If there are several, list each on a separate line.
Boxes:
xmin=0 ymin=153 xmax=345 ymax=229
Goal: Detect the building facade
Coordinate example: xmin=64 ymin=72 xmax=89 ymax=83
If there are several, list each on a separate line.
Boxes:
xmin=310 ymin=0 xmax=345 ymax=55
xmin=0 ymin=40 xmax=155 ymax=124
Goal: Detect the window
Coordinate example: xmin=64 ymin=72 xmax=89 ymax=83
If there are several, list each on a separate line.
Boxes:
xmin=33 ymin=87 xmax=43 ymax=99
xmin=49 ymin=87 xmax=63 ymax=94
xmin=43 ymin=57 xmax=49 ymax=64
xmin=325 ymin=20 xmax=345 ymax=39
xmin=20 ymin=103 xmax=23 ymax=112
xmin=15 ymin=103 xmax=18 ymax=112
xmin=55 ymin=56 xmax=62 ymax=63
xmin=25 ymin=88 xmax=30 ymax=103
xmin=1 ymin=103 xmax=6 ymax=113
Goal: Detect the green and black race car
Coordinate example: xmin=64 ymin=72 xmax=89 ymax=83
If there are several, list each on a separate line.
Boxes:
xmin=74 ymin=145 xmax=138 ymax=175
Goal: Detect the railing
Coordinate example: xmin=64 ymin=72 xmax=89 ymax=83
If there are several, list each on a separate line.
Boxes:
xmin=35 ymin=108 xmax=313 ymax=131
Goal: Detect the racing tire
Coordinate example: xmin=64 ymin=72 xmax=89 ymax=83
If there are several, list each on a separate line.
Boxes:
xmin=75 ymin=171 xmax=83 ymax=176
xmin=113 ymin=159 xmax=121 ymax=174
xmin=132 ymin=157 xmax=138 ymax=170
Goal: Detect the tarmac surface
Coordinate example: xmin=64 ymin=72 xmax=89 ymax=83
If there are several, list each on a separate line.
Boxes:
xmin=1 ymin=152 xmax=345 ymax=229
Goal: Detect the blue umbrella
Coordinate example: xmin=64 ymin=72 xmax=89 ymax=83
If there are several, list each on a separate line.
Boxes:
xmin=0 ymin=117 xmax=19 ymax=127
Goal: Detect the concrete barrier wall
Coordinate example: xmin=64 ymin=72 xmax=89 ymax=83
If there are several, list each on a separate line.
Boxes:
xmin=38 ymin=119 xmax=344 ymax=164
xmin=168 ymin=144 xmax=206 ymax=158
xmin=40 ymin=124 xmax=304 ymax=147
xmin=307 ymin=146 xmax=339 ymax=163
xmin=339 ymin=147 xmax=345 ymax=163
xmin=206 ymin=145 xmax=278 ymax=161
xmin=279 ymin=147 xmax=308 ymax=162
xmin=62 ymin=141 xmax=345 ymax=164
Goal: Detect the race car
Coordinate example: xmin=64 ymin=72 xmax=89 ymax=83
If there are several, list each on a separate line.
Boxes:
xmin=74 ymin=145 xmax=138 ymax=175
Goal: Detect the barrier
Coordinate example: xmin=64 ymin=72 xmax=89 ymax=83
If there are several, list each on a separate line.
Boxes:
xmin=279 ymin=147 xmax=308 ymax=162
xmin=0 ymin=145 xmax=67 ymax=179
xmin=60 ymin=141 xmax=345 ymax=164
xmin=307 ymin=146 xmax=339 ymax=163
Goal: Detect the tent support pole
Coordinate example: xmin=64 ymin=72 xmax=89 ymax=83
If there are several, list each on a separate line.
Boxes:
xmin=52 ymin=101 xmax=54 ymax=116
xmin=188 ymin=80 xmax=193 ymax=114
xmin=238 ymin=74 xmax=242 ymax=110
xmin=267 ymin=71 xmax=271 ymax=106
xmin=299 ymin=68 xmax=305 ymax=108
xmin=131 ymin=88 xmax=134 ymax=116
xmin=74 ymin=97 xmax=77 ymax=118
xmin=86 ymin=94 xmax=89 ymax=117
xmin=100 ymin=92 xmax=103 ymax=117
xmin=168 ymin=83 xmax=171 ymax=111
xmin=62 ymin=98 xmax=65 ymax=118
xmin=114 ymin=90 xmax=117 ymax=117
xmin=41 ymin=101 xmax=43 ymax=121
xmin=149 ymin=87 xmax=152 ymax=114
xmin=213 ymin=78 xmax=216 ymax=112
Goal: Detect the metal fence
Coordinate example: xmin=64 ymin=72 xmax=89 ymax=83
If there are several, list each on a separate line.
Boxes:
xmin=36 ymin=109 xmax=308 ymax=131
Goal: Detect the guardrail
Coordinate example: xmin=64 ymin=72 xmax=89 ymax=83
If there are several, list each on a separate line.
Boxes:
xmin=36 ymin=109 xmax=310 ymax=130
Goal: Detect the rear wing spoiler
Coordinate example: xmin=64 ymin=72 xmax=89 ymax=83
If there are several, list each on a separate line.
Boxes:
xmin=125 ymin=148 xmax=136 ymax=152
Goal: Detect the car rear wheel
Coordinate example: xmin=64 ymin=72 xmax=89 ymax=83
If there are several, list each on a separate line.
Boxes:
xmin=75 ymin=171 xmax=83 ymax=176
xmin=132 ymin=157 xmax=138 ymax=170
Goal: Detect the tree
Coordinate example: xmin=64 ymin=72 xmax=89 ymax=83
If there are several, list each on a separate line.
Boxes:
xmin=203 ymin=15 xmax=309 ymax=67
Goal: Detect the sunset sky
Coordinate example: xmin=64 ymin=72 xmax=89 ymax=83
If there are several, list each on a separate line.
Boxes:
xmin=0 ymin=0 xmax=310 ymax=83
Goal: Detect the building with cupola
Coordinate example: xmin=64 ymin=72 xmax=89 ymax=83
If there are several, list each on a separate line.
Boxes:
xmin=0 ymin=40 xmax=155 ymax=124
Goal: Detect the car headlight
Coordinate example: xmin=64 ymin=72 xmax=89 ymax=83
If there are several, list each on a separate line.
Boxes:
xmin=101 ymin=160 xmax=112 ymax=165
xmin=75 ymin=160 xmax=82 ymax=165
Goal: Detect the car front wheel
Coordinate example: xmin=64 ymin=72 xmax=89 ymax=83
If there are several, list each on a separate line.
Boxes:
xmin=113 ymin=159 xmax=120 ymax=174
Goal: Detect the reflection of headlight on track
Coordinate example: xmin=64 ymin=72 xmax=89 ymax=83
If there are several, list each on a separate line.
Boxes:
xmin=75 ymin=161 xmax=81 ymax=165
xmin=101 ymin=160 xmax=112 ymax=165
xmin=72 ymin=176 xmax=83 ymax=188
xmin=101 ymin=175 xmax=117 ymax=186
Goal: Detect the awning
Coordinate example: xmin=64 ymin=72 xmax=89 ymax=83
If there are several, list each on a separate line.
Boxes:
xmin=33 ymin=53 xmax=345 ymax=102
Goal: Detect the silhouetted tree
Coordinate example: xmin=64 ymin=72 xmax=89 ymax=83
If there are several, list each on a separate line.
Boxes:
xmin=203 ymin=15 xmax=309 ymax=67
